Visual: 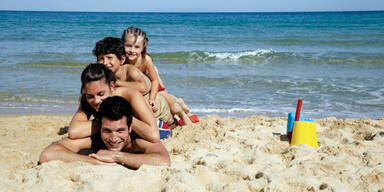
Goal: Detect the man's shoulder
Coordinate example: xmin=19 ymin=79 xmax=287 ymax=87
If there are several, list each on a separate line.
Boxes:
xmin=122 ymin=137 xmax=148 ymax=153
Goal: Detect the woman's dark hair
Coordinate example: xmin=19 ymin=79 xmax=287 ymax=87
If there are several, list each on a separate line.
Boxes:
xmin=80 ymin=63 xmax=116 ymax=119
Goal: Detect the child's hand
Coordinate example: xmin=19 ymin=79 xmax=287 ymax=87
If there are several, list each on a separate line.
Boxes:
xmin=149 ymin=100 xmax=158 ymax=112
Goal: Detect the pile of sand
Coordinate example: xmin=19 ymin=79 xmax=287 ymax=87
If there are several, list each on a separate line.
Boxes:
xmin=0 ymin=114 xmax=383 ymax=191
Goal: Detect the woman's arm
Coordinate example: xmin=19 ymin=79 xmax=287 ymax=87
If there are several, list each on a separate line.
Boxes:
xmin=68 ymin=108 xmax=100 ymax=139
xmin=114 ymin=87 xmax=160 ymax=143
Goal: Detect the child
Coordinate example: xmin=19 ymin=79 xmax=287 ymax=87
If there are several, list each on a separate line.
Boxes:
xmin=92 ymin=37 xmax=189 ymax=128
xmin=121 ymin=27 xmax=198 ymax=125
xmin=93 ymin=37 xmax=150 ymax=95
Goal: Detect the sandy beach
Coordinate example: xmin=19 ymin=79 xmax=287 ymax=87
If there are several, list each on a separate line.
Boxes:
xmin=0 ymin=114 xmax=383 ymax=191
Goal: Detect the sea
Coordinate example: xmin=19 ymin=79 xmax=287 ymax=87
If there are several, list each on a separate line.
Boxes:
xmin=0 ymin=10 xmax=383 ymax=119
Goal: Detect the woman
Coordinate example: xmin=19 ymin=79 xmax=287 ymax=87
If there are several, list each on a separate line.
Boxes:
xmin=68 ymin=63 xmax=162 ymax=143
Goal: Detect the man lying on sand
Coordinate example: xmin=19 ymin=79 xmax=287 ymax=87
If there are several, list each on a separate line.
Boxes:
xmin=39 ymin=96 xmax=170 ymax=169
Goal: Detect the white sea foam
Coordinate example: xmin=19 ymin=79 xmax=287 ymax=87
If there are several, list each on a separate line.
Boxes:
xmin=190 ymin=107 xmax=294 ymax=117
xmin=191 ymin=107 xmax=259 ymax=113
xmin=204 ymin=49 xmax=275 ymax=60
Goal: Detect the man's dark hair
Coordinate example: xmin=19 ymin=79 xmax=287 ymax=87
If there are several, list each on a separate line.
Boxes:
xmin=93 ymin=37 xmax=125 ymax=60
xmin=97 ymin=96 xmax=133 ymax=127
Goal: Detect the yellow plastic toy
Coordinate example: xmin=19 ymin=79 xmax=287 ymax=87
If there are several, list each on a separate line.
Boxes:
xmin=290 ymin=121 xmax=319 ymax=147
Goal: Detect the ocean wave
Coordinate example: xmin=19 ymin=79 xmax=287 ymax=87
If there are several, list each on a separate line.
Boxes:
xmin=153 ymin=49 xmax=276 ymax=64
xmin=153 ymin=50 xmax=384 ymax=65
xmin=8 ymin=50 xmax=384 ymax=69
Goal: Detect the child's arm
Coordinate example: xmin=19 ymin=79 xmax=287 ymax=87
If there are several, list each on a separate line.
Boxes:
xmin=114 ymin=87 xmax=160 ymax=143
xmin=144 ymin=56 xmax=160 ymax=110
xmin=68 ymin=108 xmax=100 ymax=139
xmin=115 ymin=66 xmax=151 ymax=95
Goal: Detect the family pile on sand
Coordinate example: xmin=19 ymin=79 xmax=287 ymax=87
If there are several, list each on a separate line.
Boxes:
xmin=39 ymin=27 xmax=198 ymax=169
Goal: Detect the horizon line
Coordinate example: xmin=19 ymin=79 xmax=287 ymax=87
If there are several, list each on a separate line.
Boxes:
xmin=1 ymin=9 xmax=384 ymax=14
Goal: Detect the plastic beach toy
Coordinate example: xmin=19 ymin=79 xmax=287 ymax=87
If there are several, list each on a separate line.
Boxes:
xmin=286 ymin=112 xmax=295 ymax=136
xmin=287 ymin=112 xmax=303 ymax=137
xmin=295 ymin=98 xmax=302 ymax=122
xmin=290 ymin=121 xmax=319 ymax=147
xmin=287 ymin=98 xmax=303 ymax=139
xmin=288 ymin=98 xmax=319 ymax=147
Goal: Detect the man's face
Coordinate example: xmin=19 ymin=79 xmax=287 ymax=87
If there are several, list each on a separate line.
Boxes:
xmin=97 ymin=53 xmax=125 ymax=74
xmin=85 ymin=79 xmax=113 ymax=112
xmin=100 ymin=116 xmax=131 ymax=151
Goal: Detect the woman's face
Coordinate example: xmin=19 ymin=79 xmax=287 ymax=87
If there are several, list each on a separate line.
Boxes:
xmin=85 ymin=79 xmax=113 ymax=111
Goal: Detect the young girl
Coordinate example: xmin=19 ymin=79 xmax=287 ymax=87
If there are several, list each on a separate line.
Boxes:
xmin=121 ymin=27 xmax=198 ymax=125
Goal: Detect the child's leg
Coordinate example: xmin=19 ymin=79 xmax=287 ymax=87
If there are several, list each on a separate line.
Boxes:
xmin=171 ymin=102 xmax=192 ymax=126
xmin=159 ymin=91 xmax=190 ymax=114
xmin=175 ymin=98 xmax=190 ymax=114
xmin=157 ymin=91 xmax=191 ymax=125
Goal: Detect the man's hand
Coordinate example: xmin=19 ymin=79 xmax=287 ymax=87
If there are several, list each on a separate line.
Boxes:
xmin=89 ymin=150 xmax=117 ymax=163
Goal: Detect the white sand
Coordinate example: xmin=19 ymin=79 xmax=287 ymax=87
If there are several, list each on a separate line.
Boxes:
xmin=1 ymin=114 xmax=383 ymax=191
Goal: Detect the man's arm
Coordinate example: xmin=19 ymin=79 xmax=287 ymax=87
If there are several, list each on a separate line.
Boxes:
xmin=68 ymin=108 xmax=100 ymax=139
xmin=115 ymin=66 xmax=151 ymax=95
xmin=89 ymin=139 xmax=170 ymax=169
xmin=114 ymin=87 xmax=160 ymax=143
xmin=39 ymin=138 xmax=111 ymax=165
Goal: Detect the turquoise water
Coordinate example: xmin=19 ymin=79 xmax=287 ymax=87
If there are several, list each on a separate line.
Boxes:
xmin=0 ymin=11 xmax=383 ymax=118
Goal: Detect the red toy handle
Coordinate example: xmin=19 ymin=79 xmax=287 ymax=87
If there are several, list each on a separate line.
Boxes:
xmin=295 ymin=98 xmax=302 ymax=121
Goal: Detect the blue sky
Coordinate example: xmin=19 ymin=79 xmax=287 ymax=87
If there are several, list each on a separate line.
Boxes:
xmin=1 ymin=0 xmax=383 ymax=12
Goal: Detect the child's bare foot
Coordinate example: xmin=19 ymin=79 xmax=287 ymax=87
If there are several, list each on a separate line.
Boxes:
xmin=176 ymin=98 xmax=190 ymax=114
xmin=173 ymin=103 xmax=192 ymax=125
xmin=171 ymin=102 xmax=182 ymax=114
